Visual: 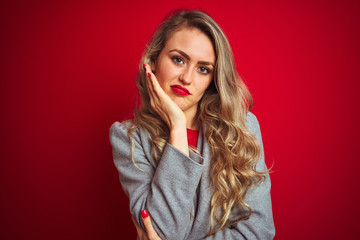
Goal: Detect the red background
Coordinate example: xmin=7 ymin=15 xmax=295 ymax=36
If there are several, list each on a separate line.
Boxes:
xmin=1 ymin=0 xmax=359 ymax=239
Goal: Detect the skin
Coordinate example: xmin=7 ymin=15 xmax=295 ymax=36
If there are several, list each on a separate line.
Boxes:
xmin=132 ymin=214 xmax=161 ymax=240
xmin=153 ymin=27 xmax=215 ymax=129
xmin=145 ymin=27 xmax=215 ymax=156
xmin=138 ymin=27 xmax=216 ymax=239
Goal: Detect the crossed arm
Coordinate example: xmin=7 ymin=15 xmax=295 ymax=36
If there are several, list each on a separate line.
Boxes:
xmin=110 ymin=65 xmax=275 ymax=239
xmin=110 ymin=115 xmax=275 ymax=239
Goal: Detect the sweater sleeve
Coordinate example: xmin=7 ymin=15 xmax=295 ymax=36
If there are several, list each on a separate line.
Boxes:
xmin=109 ymin=121 xmax=204 ymax=240
xmin=202 ymin=113 xmax=275 ymax=240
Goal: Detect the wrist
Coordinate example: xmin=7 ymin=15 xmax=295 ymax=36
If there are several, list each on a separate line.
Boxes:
xmin=169 ymin=127 xmax=189 ymax=157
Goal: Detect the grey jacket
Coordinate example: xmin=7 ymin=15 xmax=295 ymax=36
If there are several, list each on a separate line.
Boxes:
xmin=110 ymin=112 xmax=275 ymax=239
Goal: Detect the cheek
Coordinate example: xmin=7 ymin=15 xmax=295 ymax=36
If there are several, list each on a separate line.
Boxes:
xmin=196 ymin=78 xmax=213 ymax=94
xmin=155 ymin=73 xmax=166 ymax=89
xmin=156 ymin=61 xmax=177 ymax=87
xmin=155 ymin=69 xmax=169 ymax=90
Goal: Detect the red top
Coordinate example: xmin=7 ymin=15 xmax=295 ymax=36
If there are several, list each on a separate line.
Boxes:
xmin=187 ymin=128 xmax=199 ymax=148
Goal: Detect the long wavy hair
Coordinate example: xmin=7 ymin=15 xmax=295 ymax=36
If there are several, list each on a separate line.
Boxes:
xmin=129 ymin=10 xmax=267 ymax=235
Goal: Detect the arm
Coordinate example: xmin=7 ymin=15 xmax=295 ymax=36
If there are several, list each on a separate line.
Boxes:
xmin=144 ymin=64 xmax=189 ymax=156
xmin=128 ymin=113 xmax=275 ymax=240
xmin=202 ymin=113 xmax=275 ymax=239
xmin=110 ymin=122 xmax=204 ymax=240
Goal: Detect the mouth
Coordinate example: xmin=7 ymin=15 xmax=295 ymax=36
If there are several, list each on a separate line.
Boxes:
xmin=170 ymin=85 xmax=191 ymax=96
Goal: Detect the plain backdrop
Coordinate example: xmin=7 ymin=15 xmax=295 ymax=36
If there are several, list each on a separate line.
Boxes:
xmin=1 ymin=0 xmax=359 ymax=239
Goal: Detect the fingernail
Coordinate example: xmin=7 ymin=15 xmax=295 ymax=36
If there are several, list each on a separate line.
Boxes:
xmin=143 ymin=64 xmax=146 ymax=69
xmin=148 ymin=72 xmax=151 ymax=78
xmin=141 ymin=210 xmax=149 ymax=218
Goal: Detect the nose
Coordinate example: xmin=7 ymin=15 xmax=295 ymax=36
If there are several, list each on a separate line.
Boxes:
xmin=179 ymin=66 xmax=194 ymax=85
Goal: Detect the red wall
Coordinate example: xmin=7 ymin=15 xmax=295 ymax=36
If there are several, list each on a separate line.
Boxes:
xmin=1 ymin=0 xmax=359 ymax=239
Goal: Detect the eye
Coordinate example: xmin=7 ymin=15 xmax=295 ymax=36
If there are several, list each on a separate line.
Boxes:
xmin=198 ymin=66 xmax=210 ymax=74
xmin=172 ymin=56 xmax=184 ymax=65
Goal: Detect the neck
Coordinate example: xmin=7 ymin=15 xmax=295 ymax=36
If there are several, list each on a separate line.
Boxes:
xmin=184 ymin=109 xmax=199 ymax=130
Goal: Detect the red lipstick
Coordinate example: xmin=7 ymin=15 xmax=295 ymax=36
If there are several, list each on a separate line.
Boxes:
xmin=170 ymin=85 xmax=191 ymax=96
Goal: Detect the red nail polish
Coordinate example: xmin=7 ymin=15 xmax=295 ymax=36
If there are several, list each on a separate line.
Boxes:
xmin=148 ymin=73 xmax=151 ymax=77
xmin=141 ymin=210 xmax=149 ymax=218
xmin=143 ymin=64 xmax=146 ymax=67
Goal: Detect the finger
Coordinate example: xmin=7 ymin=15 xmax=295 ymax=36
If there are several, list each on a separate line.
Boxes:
xmin=144 ymin=65 xmax=166 ymax=118
xmin=132 ymin=216 xmax=148 ymax=240
xmin=143 ymin=65 xmax=154 ymax=94
xmin=144 ymin=64 xmax=163 ymax=98
xmin=147 ymin=71 xmax=163 ymax=96
xmin=143 ymin=65 xmax=159 ymax=106
xmin=147 ymin=72 xmax=161 ymax=103
xmin=131 ymin=216 xmax=141 ymax=230
xmin=141 ymin=210 xmax=161 ymax=240
xmin=131 ymin=216 xmax=145 ymax=238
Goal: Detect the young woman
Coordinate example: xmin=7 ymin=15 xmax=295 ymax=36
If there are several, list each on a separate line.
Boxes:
xmin=110 ymin=10 xmax=275 ymax=240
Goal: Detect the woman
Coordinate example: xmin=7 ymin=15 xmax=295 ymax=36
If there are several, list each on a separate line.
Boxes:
xmin=110 ymin=10 xmax=275 ymax=239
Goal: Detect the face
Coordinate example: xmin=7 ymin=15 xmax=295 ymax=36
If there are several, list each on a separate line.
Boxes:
xmin=153 ymin=27 xmax=216 ymax=120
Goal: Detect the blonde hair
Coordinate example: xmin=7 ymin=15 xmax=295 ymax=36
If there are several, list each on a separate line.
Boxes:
xmin=129 ymin=10 xmax=267 ymax=235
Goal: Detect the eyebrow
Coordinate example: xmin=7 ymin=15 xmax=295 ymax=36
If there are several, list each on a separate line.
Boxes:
xmin=168 ymin=49 xmax=215 ymax=67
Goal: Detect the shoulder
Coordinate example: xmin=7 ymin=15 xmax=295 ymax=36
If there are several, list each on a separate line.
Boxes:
xmin=109 ymin=120 xmax=132 ymax=139
xmin=109 ymin=120 xmax=133 ymax=135
xmin=109 ymin=120 xmax=142 ymax=144
xmin=109 ymin=120 xmax=151 ymax=149
xmin=246 ymin=111 xmax=261 ymax=137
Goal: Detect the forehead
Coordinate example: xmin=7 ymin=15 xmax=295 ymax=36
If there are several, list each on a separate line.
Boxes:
xmin=164 ymin=27 xmax=216 ymax=62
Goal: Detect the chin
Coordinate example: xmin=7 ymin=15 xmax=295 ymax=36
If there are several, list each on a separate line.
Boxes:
xmin=177 ymin=103 xmax=187 ymax=111
xmin=173 ymin=99 xmax=187 ymax=111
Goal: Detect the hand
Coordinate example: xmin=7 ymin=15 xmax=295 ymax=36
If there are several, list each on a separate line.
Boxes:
xmin=143 ymin=64 xmax=186 ymax=131
xmin=131 ymin=215 xmax=148 ymax=240
xmin=131 ymin=210 xmax=162 ymax=240
xmin=144 ymin=64 xmax=189 ymax=156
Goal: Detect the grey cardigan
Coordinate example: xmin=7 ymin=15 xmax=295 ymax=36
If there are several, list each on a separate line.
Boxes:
xmin=110 ymin=112 xmax=275 ymax=239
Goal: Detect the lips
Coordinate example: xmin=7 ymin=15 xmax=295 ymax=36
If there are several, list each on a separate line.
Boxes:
xmin=170 ymin=85 xmax=191 ymax=96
